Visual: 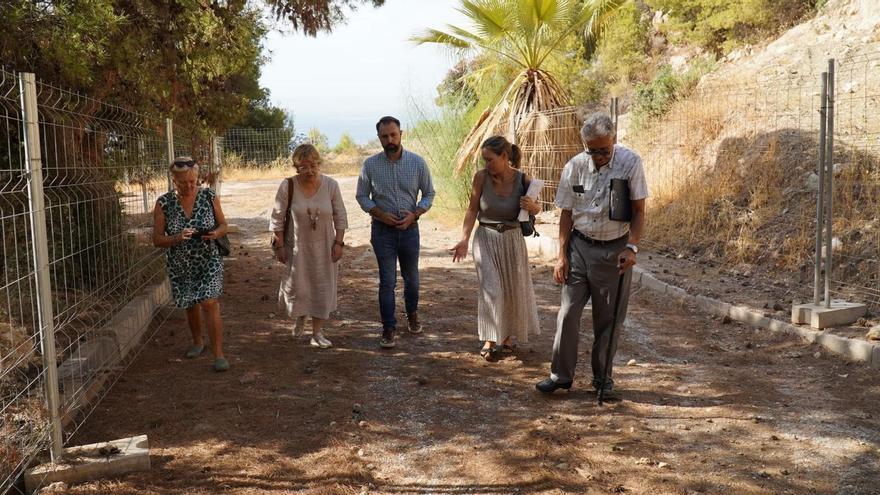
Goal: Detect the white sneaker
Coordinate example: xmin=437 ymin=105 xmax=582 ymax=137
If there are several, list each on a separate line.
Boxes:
xmin=310 ymin=334 xmax=332 ymax=349
xmin=293 ymin=316 xmax=305 ymax=337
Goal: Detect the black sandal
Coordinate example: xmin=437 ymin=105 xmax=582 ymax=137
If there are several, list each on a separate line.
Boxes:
xmin=479 ymin=343 xmax=500 ymax=361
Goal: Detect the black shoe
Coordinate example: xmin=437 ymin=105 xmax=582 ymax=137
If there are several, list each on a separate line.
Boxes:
xmin=379 ymin=327 xmax=396 ymax=349
xmin=536 ymin=378 xmax=572 ymax=394
xmin=592 ymin=377 xmax=614 ymax=393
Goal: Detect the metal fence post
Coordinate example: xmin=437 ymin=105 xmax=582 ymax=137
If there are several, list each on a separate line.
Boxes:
xmin=138 ymin=137 xmax=149 ymax=213
xmin=165 ymin=118 xmax=174 ymax=192
xmin=19 ymin=72 xmax=64 ymax=461
xmin=212 ymin=135 xmax=223 ymax=198
xmin=824 ymin=59 xmax=835 ymax=308
xmin=814 ymin=72 xmax=828 ymax=306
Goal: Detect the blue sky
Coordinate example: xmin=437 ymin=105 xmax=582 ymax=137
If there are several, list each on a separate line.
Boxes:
xmin=259 ymin=0 xmax=468 ymax=145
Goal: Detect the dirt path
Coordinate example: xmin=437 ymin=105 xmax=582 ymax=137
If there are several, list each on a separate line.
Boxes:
xmin=62 ymin=177 xmax=880 ymax=495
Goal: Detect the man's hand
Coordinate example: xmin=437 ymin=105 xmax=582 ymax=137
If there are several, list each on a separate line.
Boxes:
xmin=331 ymin=244 xmax=343 ymax=263
xmin=275 ymin=247 xmax=288 ymax=264
xmin=553 ymin=256 xmax=569 ymax=284
xmin=374 ymin=209 xmax=399 ymax=226
xmin=396 ymin=209 xmax=418 ymax=230
xmin=618 ymin=248 xmax=636 ymax=274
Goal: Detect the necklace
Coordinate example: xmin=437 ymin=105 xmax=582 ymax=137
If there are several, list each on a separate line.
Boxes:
xmin=307 ymin=207 xmax=319 ymax=230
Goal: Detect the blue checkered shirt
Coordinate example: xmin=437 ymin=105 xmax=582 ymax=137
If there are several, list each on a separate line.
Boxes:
xmin=356 ymin=149 xmax=435 ymax=216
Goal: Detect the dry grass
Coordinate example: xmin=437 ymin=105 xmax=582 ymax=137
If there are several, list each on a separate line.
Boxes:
xmin=220 ymin=151 xmax=369 ymax=183
xmin=632 ymin=74 xmax=880 ymax=300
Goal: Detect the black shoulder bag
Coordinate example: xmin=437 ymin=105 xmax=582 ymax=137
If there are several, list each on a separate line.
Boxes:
xmin=520 ymin=173 xmax=539 ymax=238
xmin=208 ymin=190 xmax=231 ymax=257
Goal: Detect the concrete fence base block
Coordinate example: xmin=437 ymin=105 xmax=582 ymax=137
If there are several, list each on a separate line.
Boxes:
xmin=53 ymin=279 xmax=172 ymax=429
xmin=25 ymin=435 xmax=150 ymax=492
xmin=634 ymin=267 xmax=879 ymax=368
xmin=526 ymin=234 xmax=559 ymax=262
xmin=791 ymin=301 xmax=868 ymax=329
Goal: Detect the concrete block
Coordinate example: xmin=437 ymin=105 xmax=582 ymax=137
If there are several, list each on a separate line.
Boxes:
xmin=526 ymin=234 xmax=559 ymax=261
xmin=814 ymin=332 xmax=875 ymax=362
xmin=693 ymin=295 xmax=732 ymax=316
xmin=25 ymin=435 xmax=150 ymax=492
xmin=638 ymin=272 xmax=669 ymax=294
xmin=730 ymin=306 xmax=771 ymax=328
xmin=791 ymin=301 xmax=867 ymax=329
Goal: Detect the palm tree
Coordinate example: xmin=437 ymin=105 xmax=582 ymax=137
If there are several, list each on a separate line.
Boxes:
xmin=414 ymin=0 xmax=625 ymax=177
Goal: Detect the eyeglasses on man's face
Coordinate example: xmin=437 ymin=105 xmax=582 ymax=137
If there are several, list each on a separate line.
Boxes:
xmin=583 ymin=147 xmax=611 ymax=156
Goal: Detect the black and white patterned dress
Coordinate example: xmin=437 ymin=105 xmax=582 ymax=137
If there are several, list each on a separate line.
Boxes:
xmin=157 ymin=188 xmax=224 ymax=309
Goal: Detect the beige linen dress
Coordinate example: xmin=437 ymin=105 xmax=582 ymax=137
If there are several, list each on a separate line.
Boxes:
xmin=270 ymin=175 xmax=348 ymax=319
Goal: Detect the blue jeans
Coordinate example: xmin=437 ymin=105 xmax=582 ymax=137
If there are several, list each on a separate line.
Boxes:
xmin=371 ymin=221 xmax=420 ymax=329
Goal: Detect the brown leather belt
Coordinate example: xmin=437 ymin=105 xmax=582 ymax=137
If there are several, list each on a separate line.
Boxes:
xmin=479 ymin=222 xmax=518 ymax=233
xmin=572 ymin=230 xmax=627 ymax=245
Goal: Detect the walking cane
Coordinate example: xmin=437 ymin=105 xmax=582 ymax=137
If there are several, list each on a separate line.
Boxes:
xmin=598 ymin=268 xmax=627 ymax=406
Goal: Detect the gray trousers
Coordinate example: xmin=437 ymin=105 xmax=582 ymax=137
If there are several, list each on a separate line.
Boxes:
xmin=550 ymin=234 xmax=632 ymax=386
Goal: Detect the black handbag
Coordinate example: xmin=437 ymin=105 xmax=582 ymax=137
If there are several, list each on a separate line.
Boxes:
xmin=208 ymin=190 xmax=231 ymax=257
xmin=520 ymin=173 xmax=539 ymax=238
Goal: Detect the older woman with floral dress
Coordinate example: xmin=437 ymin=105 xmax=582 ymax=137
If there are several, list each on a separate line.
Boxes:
xmin=153 ymin=156 xmax=229 ymax=372
xmin=271 ymin=144 xmax=348 ymax=348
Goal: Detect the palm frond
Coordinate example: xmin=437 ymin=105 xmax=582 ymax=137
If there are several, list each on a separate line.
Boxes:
xmin=459 ymin=0 xmax=512 ymax=40
xmin=410 ymin=28 xmax=472 ymax=49
xmin=584 ymin=0 xmax=628 ymax=42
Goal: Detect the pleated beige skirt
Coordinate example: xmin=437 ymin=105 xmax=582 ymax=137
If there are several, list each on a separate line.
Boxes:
xmin=472 ymin=225 xmax=541 ymax=343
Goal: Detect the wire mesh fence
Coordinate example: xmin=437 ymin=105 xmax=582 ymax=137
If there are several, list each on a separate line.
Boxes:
xmin=0 ymin=66 xmax=50 ymax=495
xmin=829 ymin=50 xmax=880 ymax=308
xmin=491 ymin=52 xmax=879 ymax=311
xmin=221 ymin=128 xmax=297 ymax=168
xmin=625 ymin=68 xmax=824 ymax=305
xmin=0 ymin=65 xmax=220 ymax=493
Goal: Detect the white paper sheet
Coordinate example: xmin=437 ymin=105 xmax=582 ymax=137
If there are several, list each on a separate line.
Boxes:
xmin=518 ymin=178 xmax=544 ymax=221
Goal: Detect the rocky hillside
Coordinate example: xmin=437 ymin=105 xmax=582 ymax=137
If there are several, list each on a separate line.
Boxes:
xmin=633 ymin=0 xmax=880 ymax=306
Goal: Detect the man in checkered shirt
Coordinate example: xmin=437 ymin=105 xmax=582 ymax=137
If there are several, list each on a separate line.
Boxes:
xmin=356 ymin=116 xmax=435 ymax=349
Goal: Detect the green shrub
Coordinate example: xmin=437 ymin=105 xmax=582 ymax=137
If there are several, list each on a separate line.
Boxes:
xmin=307 ymin=128 xmax=330 ymax=154
xmin=593 ymin=1 xmax=651 ymax=85
xmin=646 ymin=0 xmax=816 ymax=54
xmin=631 ymin=56 xmax=715 ymax=129
xmin=333 ymin=132 xmax=359 ymax=155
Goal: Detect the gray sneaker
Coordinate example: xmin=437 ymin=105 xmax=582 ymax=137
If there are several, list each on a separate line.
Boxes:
xmin=407 ymin=312 xmax=423 ymax=334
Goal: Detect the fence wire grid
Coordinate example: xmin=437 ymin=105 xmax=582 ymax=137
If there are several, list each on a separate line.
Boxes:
xmin=1 ymin=66 xmax=216 ymax=494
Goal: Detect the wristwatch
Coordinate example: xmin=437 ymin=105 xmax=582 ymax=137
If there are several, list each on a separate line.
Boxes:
xmin=625 ymin=243 xmax=639 ymax=254
xmin=334 ymin=240 xmax=345 ymax=247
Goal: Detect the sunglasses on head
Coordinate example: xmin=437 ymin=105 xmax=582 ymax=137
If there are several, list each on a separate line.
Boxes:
xmin=174 ymin=160 xmax=197 ymax=168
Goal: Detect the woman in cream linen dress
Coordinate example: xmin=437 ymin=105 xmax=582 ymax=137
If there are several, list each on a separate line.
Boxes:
xmin=270 ymin=144 xmax=348 ymax=348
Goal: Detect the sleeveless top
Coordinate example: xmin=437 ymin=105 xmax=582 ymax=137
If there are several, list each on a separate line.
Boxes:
xmin=478 ymin=170 xmax=524 ymax=225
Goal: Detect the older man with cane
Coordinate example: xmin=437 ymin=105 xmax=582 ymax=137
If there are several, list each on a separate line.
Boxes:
xmin=536 ymin=112 xmax=648 ymax=400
